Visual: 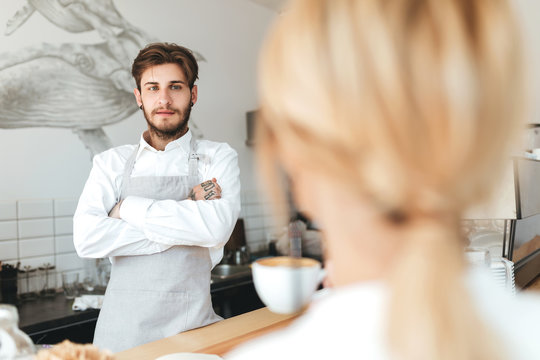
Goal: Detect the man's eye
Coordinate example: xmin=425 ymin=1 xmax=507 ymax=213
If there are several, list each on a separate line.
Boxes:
xmin=171 ymin=85 xmax=181 ymax=90
xmin=148 ymin=86 xmax=158 ymax=91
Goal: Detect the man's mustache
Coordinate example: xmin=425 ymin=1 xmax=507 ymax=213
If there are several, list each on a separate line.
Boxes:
xmin=152 ymin=107 xmax=179 ymax=114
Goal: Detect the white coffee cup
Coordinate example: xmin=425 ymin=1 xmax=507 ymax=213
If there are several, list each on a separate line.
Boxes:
xmin=252 ymin=256 xmax=325 ymax=314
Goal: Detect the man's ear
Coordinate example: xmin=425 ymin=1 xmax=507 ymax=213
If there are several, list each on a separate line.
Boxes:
xmin=191 ymin=85 xmax=198 ymax=105
xmin=133 ymin=88 xmax=142 ymax=108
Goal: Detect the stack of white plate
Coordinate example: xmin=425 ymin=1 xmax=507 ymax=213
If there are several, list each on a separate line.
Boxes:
xmin=490 ymin=257 xmax=516 ymax=295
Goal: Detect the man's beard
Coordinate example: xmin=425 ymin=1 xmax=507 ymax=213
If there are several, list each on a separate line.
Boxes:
xmin=143 ymin=103 xmax=192 ymax=141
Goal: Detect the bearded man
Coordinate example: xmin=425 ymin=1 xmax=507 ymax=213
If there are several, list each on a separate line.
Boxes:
xmin=73 ymin=42 xmax=240 ymax=353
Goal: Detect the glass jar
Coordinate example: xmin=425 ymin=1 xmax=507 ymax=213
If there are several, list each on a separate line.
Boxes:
xmin=96 ymin=258 xmax=111 ymax=290
xmin=18 ymin=266 xmax=38 ymax=302
xmin=38 ymin=263 xmax=57 ymax=298
xmin=0 ymin=304 xmax=36 ymax=359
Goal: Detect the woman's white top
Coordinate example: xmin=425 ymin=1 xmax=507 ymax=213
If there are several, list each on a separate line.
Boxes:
xmin=227 ymin=269 xmax=540 ymax=359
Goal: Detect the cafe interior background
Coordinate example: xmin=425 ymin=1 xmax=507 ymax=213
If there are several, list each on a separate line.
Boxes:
xmin=1 ymin=0 xmax=540 ymax=329
xmin=0 ymin=0 xmax=284 ymax=284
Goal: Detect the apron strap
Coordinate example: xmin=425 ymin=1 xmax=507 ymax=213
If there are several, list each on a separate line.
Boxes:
xmin=188 ymin=136 xmax=200 ymax=189
xmin=120 ymin=145 xmax=139 ymax=201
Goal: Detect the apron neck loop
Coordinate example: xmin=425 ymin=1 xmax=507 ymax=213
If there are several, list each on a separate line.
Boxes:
xmin=120 ymin=136 xmax=201 ymax=201
xmin=188 ymin=136 xmax=200 ymax=189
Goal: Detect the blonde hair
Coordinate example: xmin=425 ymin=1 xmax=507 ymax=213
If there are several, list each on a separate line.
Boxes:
xmin=257 ymin=0 xmax=524 ymax=359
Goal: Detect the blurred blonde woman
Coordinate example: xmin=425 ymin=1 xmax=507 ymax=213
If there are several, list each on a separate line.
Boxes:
xmin=227 ymin=0 xmax=540 ymax=359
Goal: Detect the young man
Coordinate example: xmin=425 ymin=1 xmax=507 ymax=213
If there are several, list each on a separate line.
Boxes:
xmin=73 ymin=43 xmax=241 ymax=352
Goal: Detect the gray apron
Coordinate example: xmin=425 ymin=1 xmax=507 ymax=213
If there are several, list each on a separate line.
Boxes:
xmin=93 ymin=137 xmax=221 ymax=352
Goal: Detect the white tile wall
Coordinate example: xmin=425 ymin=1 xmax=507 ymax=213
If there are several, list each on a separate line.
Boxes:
xmin=0 ymin=201 xmax=16 ymax=220
xmin=18 ymin=218 xmax=54 ymax=239
xmin=53 ymin=199 xmax=78 ymax=217
xmin=245 ymin=216 xmax=265 ymax=230
xmin=19 ymin=237 xmax=55 ymax=258
xmin=55 ymin=235 xmax=75 ymax=254
xmin=54 ymin=217 xmax=73 ymax=235
xmin=0 ymin=221 xmax=17 ymax=241
xmin=56 ymin=253 xmax=85 ymax=272
xmin=0 ymin=198 xmax=82 ymax=293
xmin=241 ymin=190 xmax=287 ymax=252
xmin=0 ymin=192 xmax=282 ymax=293
xmin=0 ymin=240 xmax=18 ymax=260
xmin=17 ymin=199 xmax=53 ymax=219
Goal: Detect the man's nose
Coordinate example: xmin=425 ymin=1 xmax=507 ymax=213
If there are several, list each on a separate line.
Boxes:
xmin=158 ymin=90 xmax=171 ymax=105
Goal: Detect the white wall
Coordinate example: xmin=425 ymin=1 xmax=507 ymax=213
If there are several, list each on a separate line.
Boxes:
xmin=0 ymin=1 xmax=280 ymax=281
xmin=513 ymin=0 xmax=540 ymax=125
xmin=0 ymin=0 xmax=276 ymax=201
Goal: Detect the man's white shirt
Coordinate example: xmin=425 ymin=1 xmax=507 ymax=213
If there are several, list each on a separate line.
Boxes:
xmin=73 ymin=130 xmax=241 ymax=267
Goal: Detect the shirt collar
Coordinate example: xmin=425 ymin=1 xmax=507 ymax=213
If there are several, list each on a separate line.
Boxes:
xmin=137 ymin=130 xmax=192 ymax=158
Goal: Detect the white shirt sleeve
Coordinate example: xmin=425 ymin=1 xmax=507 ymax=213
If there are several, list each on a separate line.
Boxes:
xmin=119 ymin=143 xmax=241 ymax=249
xmin=73 ymin=149 xmax=172 ymax=258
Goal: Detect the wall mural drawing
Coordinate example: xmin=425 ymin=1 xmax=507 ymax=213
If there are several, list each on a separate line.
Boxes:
xmin=0 ymin=0 xmax=205 ymax=157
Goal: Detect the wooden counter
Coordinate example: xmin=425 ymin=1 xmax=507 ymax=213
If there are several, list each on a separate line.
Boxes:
xmin=114 ymin=308 xmax=299 ymax=360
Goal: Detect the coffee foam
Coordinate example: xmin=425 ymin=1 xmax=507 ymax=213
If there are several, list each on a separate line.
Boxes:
xmin=256 ymin=256 xmax=319 ymax=268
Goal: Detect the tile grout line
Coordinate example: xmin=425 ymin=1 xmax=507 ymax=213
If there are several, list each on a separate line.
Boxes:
xmin=52 ymin=198 xmax=57 ymax=272
xmin=16 ymin=200 xmax=20 ymax=262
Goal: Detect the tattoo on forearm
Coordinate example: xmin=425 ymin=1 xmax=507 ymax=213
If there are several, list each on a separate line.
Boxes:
xmin=188 ymin=189 xmax=196 ymax=200
xmin=204 ymin=191 xmax=216 ymax=200
xmin=202 ymin=181 xmax=215 ymax=191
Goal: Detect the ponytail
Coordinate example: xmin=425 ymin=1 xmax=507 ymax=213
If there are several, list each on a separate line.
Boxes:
xmin=387 ymin=217 xmax=504 ymax=360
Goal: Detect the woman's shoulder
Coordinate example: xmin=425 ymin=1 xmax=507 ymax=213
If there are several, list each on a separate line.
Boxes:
xmin=227 ymin=283 xmax=389 ymax=360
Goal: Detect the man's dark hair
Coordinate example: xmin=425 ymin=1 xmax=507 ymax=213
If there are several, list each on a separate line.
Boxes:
xmin=131 ymin=42 xmax=199 ymax=90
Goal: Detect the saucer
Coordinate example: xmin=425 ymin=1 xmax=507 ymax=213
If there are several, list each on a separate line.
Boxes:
xmin=155 ymin=353 xmax=223 ymax=360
